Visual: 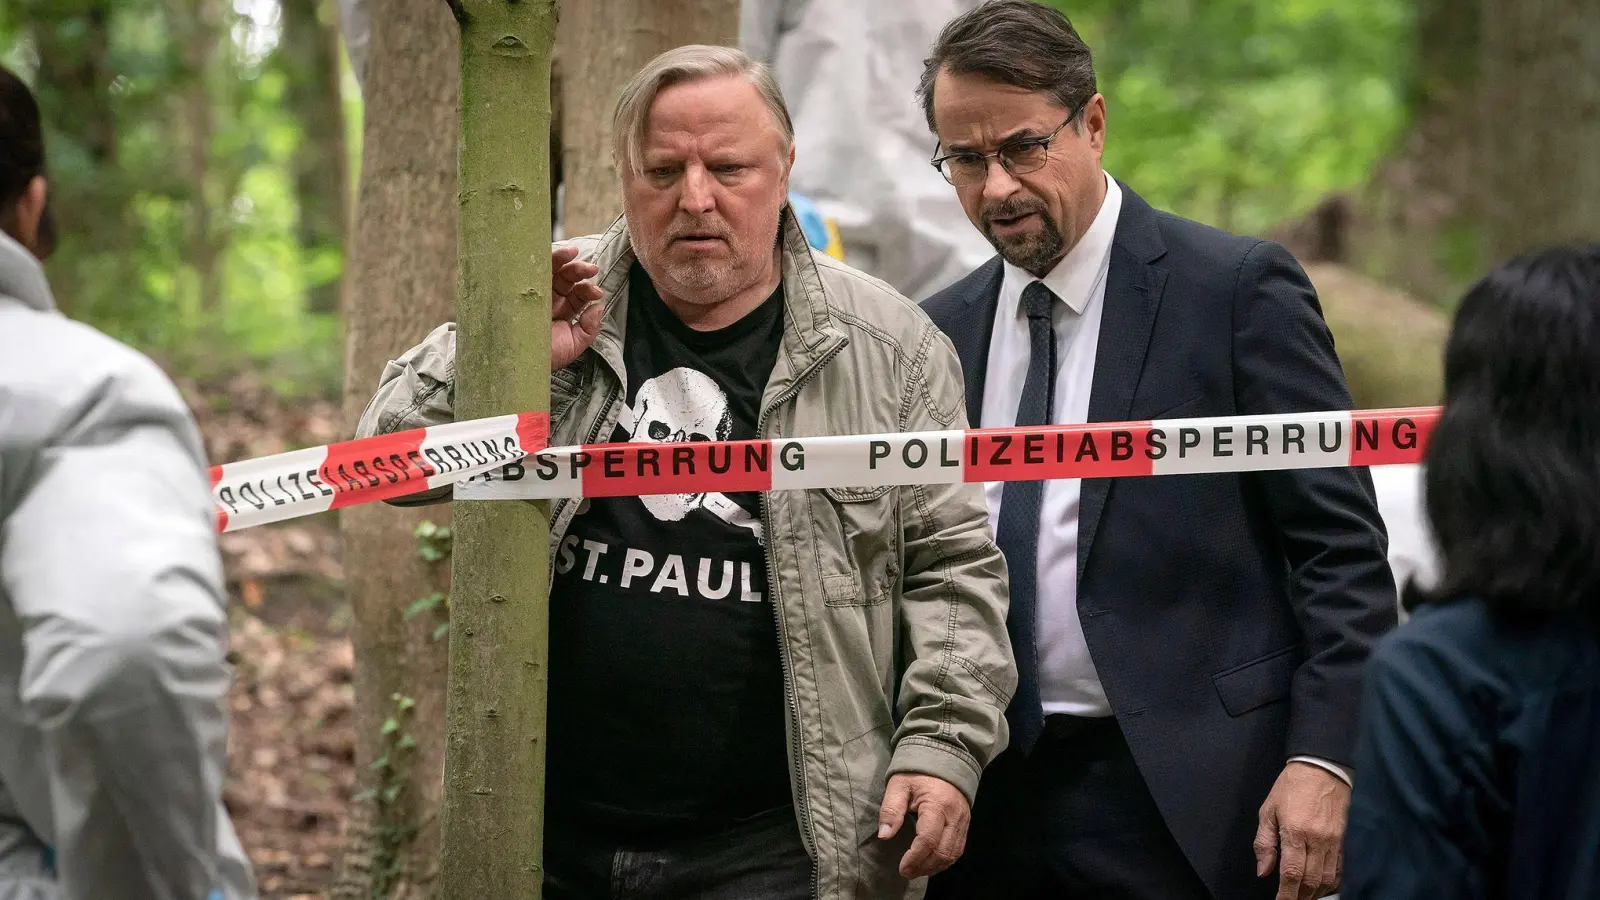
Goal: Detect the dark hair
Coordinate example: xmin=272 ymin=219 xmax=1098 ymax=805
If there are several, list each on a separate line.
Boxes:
xmin=0 ymin=64 xmax=55 ymax=257
xmin=1410 ymin=244 xmax=1600 ymax=621
xmin=917 ymin=0 xmax=1098 ymax=134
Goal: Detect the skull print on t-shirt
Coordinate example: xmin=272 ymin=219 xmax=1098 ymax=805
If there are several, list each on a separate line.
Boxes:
xmin=619 ymin=366 xmax=762 ymax=541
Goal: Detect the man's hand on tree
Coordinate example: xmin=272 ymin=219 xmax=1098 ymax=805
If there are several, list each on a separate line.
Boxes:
xmin=551 ymin=245 xmax=604 ymax=371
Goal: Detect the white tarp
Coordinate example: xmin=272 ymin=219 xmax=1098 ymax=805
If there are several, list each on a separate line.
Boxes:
xmin=743 ymin=0 xmax=996 ymax=300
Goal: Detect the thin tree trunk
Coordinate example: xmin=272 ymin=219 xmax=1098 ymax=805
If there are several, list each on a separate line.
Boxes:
xmin=278 ymin=0 xmax=351 ymax=316
xmin=440 ymin=1 xmax=556 ymax=895
xmin=167 ymin=0 xmax=222 ymax=313
xmin=331 ymin=1 xmax=459 ymax=896
xmin=27 ymin=0 xmax=116 ymax=318
xmin=558 ymin=0 xmax=741 ymax=236
xmin=1482 ymin=0 xmax=1600 ymax=259
xmin=31 ymin=3 xmax=115 ymax=163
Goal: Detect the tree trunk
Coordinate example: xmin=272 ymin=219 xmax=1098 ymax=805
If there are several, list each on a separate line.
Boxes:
xmin=30 ymin=2 xmax=115 ymax=164
xmin=1482 ymin=0 xmax=1600 ymax=259
xmin=330 ymin=1 xmax=459 ymax=897
xmin=278 ymin=0 xmax=351 ymax=316
xmin=440 ymin=1 xmax=556 ymax=895
xmin=558 ymin=0 xmax=741 ymax=235
xmin=27 ymin=0 xmax=116 ymax=318
xmin=166 ymin=0 xmax=223 ymax=313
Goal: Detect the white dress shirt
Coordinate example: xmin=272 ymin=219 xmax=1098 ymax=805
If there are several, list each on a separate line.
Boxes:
xmin=978 ymin=171 xmax=1352 ymax=784
xmin=981 ymin=173 xmax=1121 ymax=717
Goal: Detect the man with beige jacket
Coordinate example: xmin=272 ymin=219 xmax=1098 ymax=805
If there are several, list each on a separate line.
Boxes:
xmin=356 ymin=45 xmax=1015 ymax=900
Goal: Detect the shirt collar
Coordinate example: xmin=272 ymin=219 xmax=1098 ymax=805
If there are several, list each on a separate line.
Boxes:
xmin=1002 ymin=171 xmax=1122 ymax=316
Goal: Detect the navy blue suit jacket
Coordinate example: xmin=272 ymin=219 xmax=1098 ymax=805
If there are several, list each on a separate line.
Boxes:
xmin=921 ymin=182 xmax=1399 ymax=898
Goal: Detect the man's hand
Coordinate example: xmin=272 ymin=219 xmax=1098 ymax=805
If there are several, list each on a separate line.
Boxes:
xmin=878 ymin=773 xmax=971 ymax=879
xmin=551 ymin=245 xmax=605 ymax=371
xmin=1254 ymin=761 xmax=1350 ymax=900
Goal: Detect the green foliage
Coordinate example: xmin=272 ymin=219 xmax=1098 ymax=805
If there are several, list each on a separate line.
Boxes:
xmin=8 ymin=0 xmax=1416 ymax=398
xmin=1043 ymin=0 xmax=1412 ymax=236
xmin=364 ymin=691 xmax=420 ymax=898
xmin=4 ymin=0 xmax=352 ymax=396
xmin=411 ymin=521 xmax=451 ymax=642
xmin=413 ymin=520 xmax=454 ymax=562
xmin=403 ymin=591 xmax=447 ymax=621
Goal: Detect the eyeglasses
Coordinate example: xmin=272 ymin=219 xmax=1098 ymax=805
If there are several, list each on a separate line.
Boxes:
xmin=930 ymin=106 xmax=1083 ymax=186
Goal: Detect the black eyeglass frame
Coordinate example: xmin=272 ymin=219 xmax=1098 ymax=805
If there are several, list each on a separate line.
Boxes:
xmin=929 ymin=102 xmax=1086 ymax=186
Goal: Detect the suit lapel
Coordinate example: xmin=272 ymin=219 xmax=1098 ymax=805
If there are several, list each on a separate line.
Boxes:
xmin=1078 ymin=185 xmax=1169 ymax=582
xmin=953 ymin=258 xmax=1004 ymax=426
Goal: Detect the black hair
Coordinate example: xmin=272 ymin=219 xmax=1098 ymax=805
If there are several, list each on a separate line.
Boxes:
xmin=1410 ymin=244 xmax=1600 ymax=621
xmin=0 ymin=64 xmax=55 ymax=257
xmin=917 ymin=0 xmax=1098 ymax=134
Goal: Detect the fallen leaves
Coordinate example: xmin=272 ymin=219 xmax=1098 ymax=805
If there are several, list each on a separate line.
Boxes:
xmin=180 ymin=367 xmax=357 ymax=898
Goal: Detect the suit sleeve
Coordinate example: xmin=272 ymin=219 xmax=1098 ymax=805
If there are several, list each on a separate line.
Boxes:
xmin=886 ymin=324 xmax=1017 ymax=804
xmin=1 ymin=364 xmax=234 ymax=899
xmin=1231 ymin=239 xmax=1399 ymax=766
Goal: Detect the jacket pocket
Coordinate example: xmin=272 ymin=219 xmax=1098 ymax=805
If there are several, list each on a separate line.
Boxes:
xmin=1211 ymin=644 xmax=1301 ymax=717
xmin=551 ymin=363 xmax=587 ymax=425
xmin=840 ymin=722 xmax=913 ymax=895
xmin=1147 ymin=392 xmax=1205 ymax=420
xmin=809 ymin=486 xmax=898 ymax=607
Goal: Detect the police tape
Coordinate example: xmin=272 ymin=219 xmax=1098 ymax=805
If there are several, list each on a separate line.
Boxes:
xmin=210 ymin=407 xmax=1436 ymax=532
xmin=210 ymin=412 xmax=549 ymax=532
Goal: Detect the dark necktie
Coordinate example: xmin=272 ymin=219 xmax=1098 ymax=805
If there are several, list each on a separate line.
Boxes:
xmin=994 ymin=280 xmax=1056 ymax=755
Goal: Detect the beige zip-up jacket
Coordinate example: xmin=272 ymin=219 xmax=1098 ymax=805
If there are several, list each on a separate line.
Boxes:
xmin=356 ymin=210 xmax=1015 ymax=898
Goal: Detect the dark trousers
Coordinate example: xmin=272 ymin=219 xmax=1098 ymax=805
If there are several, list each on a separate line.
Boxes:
xmin=928 ymin=715 xmax=1215 ymax=900
xmin=544 ymin=805 xmax=813 ymax=900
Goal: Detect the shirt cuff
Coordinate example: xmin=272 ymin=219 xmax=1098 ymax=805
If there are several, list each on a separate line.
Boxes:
xmin=1289 ymin=755 xmax=1352 ymax=786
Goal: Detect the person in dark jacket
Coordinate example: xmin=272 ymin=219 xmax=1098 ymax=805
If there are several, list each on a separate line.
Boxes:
xmin=1342 ymin=244 xmax=1600 ymax=900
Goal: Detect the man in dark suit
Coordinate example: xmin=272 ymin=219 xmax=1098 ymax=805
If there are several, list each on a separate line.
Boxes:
xmin=915 ymin=4 xmax=1399 ymax=900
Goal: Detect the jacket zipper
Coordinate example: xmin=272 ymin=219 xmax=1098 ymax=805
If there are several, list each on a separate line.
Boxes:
xmin=548 ymin=381 xmax=621 ymax=557
xmin=756 ymin=340 xmax=845 ymax=895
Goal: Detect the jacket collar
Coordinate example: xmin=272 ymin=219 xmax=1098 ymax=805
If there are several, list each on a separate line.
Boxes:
xmin=0 ymin=231 xmax=55 ymax=313
xmin=583 ymin=205 xmax=847 ymax=398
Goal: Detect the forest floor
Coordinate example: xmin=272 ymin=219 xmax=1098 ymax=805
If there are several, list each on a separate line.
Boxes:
xmin=178 ymin=370 xmax=355 ymax=898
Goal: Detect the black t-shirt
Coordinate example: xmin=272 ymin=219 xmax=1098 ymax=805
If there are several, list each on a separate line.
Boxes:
xmin=545 ymin=263 xmax=792 ymax=841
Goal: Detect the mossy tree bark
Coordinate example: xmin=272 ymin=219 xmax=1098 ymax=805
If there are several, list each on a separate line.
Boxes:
xmin=440 ymin=1 xmax=557 ymax=895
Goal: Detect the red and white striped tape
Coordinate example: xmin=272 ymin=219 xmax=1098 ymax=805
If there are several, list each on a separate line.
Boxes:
xmin=453 ymin=407 xmax=1437 ymax=502
xmin=210 ymin=407 xmax=1436 ymax=532
xmin=210 ymin=412 xmax=548 ymax=532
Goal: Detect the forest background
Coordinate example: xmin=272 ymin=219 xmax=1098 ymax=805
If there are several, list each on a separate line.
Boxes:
xmin=3 ymin=0 xmax=1594 ymax=895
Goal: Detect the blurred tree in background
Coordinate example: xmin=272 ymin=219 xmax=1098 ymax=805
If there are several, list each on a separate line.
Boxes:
xmin=1 ymin=0 xmax=353 ymax=396
xmin=1045 ymin=0 xmax=1412 ymax=242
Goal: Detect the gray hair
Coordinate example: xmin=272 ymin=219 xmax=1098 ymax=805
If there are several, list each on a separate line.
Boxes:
xmin=612 ymin=44 xmax=794 ymax=174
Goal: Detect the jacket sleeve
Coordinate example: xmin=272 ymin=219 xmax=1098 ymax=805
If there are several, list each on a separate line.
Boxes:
xmin=0 ymin=358 xmax=236 ymax=899
xmin=1341 ymin=628 xmax=1492 ymax=900
xmin=353 ymin=322 xmax=460 ymax=507
xmin=885 ymin=324 xmax=1016 ymax=804
xmin=1231 ymin=239 xmax=1400 ymax=767
xmin=354 ymin=237 xmax=600 ymax=506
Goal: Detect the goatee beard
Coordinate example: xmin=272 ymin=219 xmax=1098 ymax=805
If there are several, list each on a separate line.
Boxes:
xmin=985 ymin=217 xmax=1066 ymax=276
